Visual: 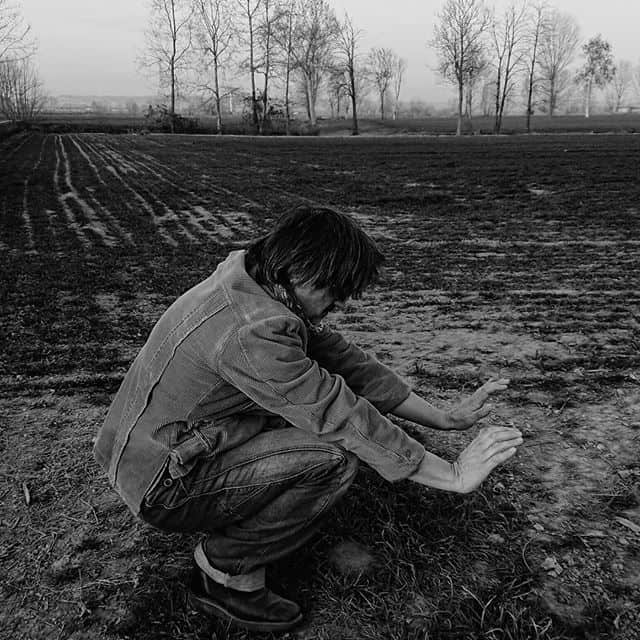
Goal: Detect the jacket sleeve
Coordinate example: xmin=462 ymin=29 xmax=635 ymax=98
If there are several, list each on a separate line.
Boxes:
xmin=216 ymin=315 xmax=425 ymax=481
xmin=306 ymin=325 xmax=411 ymax=414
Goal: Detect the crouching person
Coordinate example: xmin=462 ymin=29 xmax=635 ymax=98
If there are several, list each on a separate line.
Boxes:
xmin=93 ymin=205 xmax=522 ymax=632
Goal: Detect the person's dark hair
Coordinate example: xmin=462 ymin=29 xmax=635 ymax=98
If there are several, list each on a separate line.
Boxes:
xmin=246 ymin=205 xmax=384 ymax=300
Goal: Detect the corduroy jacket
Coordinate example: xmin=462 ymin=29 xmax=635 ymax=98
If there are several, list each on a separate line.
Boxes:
xmin=94 ymin=250 xmax=426 ymax=514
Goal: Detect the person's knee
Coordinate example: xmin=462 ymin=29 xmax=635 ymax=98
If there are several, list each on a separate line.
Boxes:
xmin=315 ymin=446 xmax=358 ymax=493
xmin=340 ymin=451 xmax=359 ymax=486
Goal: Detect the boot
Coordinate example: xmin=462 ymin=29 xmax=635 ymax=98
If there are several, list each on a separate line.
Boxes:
xmin=188 ymin=566 xmax=302 ymax=632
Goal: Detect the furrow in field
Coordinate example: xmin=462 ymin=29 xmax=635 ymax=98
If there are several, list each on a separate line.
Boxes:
xmin=58 ymin=135 xmax=120 ymax=247
xmin=66 ymin=136 xmax=135 ymax=246
xmin=0 ymin=134 xmax=31 ymax=248
xmin=35 ymin=135 xmax=63 ymax=253
xmin=0 ymin=130 xmax=34 ymax=163
xmin=68 ymin=135 xmax=107 ymax=186
xmin=92 ymin=137 xmax=259 ymax=244
xmin=88 ymin=138 xmax=141 ymax=175
xmin=77 ymin=136 xmax=180 ymax=247
xmin=75 ymin=137 xmax=185 ymax=247
xmin=20 ymin=136 xmax=48 ymax=254
xmin=53 ymin=135 xmax=95 ymax=249
xmin=110 ymin=138 xmax=265 ymax=212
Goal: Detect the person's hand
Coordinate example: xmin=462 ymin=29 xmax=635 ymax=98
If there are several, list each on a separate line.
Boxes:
xmin=446 ymin=378 xmax=510 ymax=430
xmin=452 ymin=425 xmax=522 ymax=493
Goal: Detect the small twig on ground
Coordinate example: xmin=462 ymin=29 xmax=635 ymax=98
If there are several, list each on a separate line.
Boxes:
xmin=80 ymin=498 xmax=99 ymax=525
xmin=521 ymin=538 xmax=534 ymax=573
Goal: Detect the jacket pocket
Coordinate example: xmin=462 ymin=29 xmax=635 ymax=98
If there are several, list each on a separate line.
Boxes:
xmin=167 ymin=419 xmax=227 ymax=479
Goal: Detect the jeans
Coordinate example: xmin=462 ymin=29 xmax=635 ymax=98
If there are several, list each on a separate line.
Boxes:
xmin=140 ymin=426 xmax=359 ymax=576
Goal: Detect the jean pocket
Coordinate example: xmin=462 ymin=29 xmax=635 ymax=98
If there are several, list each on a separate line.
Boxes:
xmin=143 ymin=461 xmax=187 ymax=510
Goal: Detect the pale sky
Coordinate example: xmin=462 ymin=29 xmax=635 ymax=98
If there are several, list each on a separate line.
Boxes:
xmin=19 ymin=0 xmax=640 ymax=103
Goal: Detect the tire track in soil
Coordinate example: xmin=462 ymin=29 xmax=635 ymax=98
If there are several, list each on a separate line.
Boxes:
xmin=53 ymin=134 xmax=114 ymax=250
xmin=86 ymin=134 xmax=228 ymax=247
xmin=0 ymin=132 xmax=40 ymax=252
xmin=0 ymin=129 xmax=34 ymax=164
xmin=117 ymin=136 xmax=265 ymax=210
xmin=66 ymin=135 xmax=135 ymax=247
xmin=30 ymin=135 xmax=63 ymax=254
xmin=95 ymin=135 xmax=262 ymax=245
xmin=20 ymin=136 xmax=47 ymax=254
xmin=77 ymin=135 xmax=181 ymax=247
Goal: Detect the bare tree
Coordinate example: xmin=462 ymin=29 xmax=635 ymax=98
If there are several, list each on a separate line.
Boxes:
xmin=392 ymin=56 xmax=406 ymax=120
xmin=606 ymin=59 xmax=633 ymax=112
xmin=140 ymin=0 xmax=194 ymax=131
xmin=0 ymin=0 xmax=35 ymax=62
xmin=633 ymin=61 xmax=640 ymax=104
xmin=523 ymin=1 xmax=547 ymax=132
xmin=489 ymin=1 xmax=528 ymax=133
xmin=335 ymin=13 xmax=362 ymax=134
xmin=576 ymin=34 xmax=615 ymax=118
xmin=431 ymin=0 xmax=490 ymax=135
xmin=0 ymin=57 xmax=45 ymax=120
xmin=288 ymin=0 xmax=338 ymax=126
xmin=463 ymin=51 xmax=489 ymax=127
xmin=255 ymin=0 xmax=280 ymax=131
xmin=369 ymin=47 xmax=396 ymax=120
xmin=536 ymin=9 xmax=579 ymax=116
xmin=272 ymin=0 xmax=296 ymax=133
xmin=0 ymin=0 xmax=43 ymax=122
xmin=237 ymin=0 xmax=261 ymax=128
xmin=326 ymin=67 xmax=348 ymax=117
xmin=194 ymin=0 xmax=236 ymax=134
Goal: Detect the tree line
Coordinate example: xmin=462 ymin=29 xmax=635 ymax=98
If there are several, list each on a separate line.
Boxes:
xmin=141 ymin=0 xmax=640 ymax=135
xmin=138 ymin=0 xmax=410 ymax=134
xmin=431 ymin=0 xmax=638 ymax=134
xmin=2 ymin=0 xmax=640 ymax=134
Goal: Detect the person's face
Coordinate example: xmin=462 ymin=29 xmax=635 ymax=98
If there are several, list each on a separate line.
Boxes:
xmin=292 ymin=283 xmax=346 ymax=325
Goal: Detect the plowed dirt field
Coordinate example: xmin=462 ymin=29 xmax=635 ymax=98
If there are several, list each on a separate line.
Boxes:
xmin=1 ymin=131 xmax=639 ymax=639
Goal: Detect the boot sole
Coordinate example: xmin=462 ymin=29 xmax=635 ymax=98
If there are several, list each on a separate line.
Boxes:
xmin=187 ymin=591 xmax=303 ymax=632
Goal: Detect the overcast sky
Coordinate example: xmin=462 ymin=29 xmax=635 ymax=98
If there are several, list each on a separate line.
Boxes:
xmin=20 ymin=0 xmax=640 ymax=103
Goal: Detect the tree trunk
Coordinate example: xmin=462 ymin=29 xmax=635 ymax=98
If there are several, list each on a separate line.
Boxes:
xmin=494 ymin=75 xmax=501 ymax=134
xmin=284 ymin=63 xmax=291 ymax=135
xmin=526 ymin=64 xmax=535 ymax=132
xmin=307 ymin=78 xmax=317 ymax=126
xmin=212 ymin=50 xmax=223 ymax=135
xmin=350 ymin=72 xmax=358 ymax=135
xmin=170 ymin=59 xmax=176 ymax=133
xmin=585 ymin=78 xmax=592 ymax=118
xmin=457 ymin=77 xmax=464 ymax=136
xmin=248 ymin=10 xmax=258 ymax=129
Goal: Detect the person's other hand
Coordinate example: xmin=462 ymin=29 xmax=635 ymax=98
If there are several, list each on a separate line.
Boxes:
xmin=453 ymin=425 xmax=522 ymax=493
xmin=446 ymin=378 xmax=510 ymax=430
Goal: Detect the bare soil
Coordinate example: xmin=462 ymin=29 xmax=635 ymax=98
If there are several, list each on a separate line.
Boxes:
xmin=1 ymin=131 xmax=639 ymax=639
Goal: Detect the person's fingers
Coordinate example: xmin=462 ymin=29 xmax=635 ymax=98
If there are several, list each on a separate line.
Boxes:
xmin=473 ymin=404 xmax=493 ymax=420
xmin=477 ymin=425 xmax=521 ymax=440
xmin=474 ymin=427 xmax=522 ymax=454
xmin=487 ymin=446 xmax=518 ymax=468
xmin=483 ymin=378 xmax=510 ymax=394
xmin=470 ymin=378 xmax=509 ymax=409
xmin=486 ymin=434 xmax=522 ymax=456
